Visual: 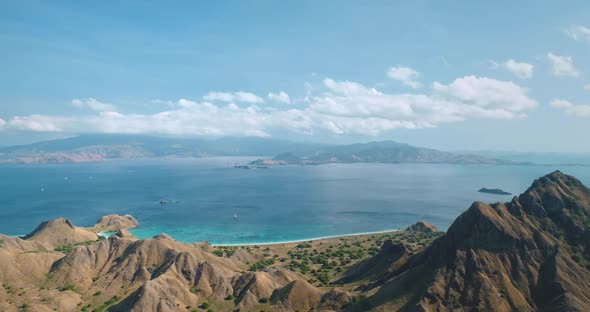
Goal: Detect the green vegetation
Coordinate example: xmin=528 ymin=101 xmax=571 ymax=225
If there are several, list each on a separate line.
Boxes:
xmin=212 ymin=246 xmax=238 ymax=257
xmin=58 ymin=284 xmax=79 ymax=293
xmin=54 ymin=240 xmax=97 ymax=254
xmin=258 ymin=297 xmax=269 ymax=304
xmin=190 ymin=287 xmax=200 ymax=294
xmin=224 ymin=294 xmax=234 ymax=300
xmin=249 ymin=258 xmax=275 ymax=271
xmin=2 ymin=283 xmax=14 ymax=294
xmin=93 ymin=296 xmax=120 ymax=312
xmin=0 ymin=239 xmax=5 ymax=247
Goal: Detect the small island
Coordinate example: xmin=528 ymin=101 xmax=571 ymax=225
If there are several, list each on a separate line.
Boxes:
xmin=478 ymin=188 xmax=512 ymax=195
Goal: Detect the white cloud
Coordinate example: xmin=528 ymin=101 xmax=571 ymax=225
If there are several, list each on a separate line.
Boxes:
xmin=71 ymin=98 xmax=116 ymax=112
xmin=547 ymin=52 xmax=580 ymax=77
xmin=0 ymin=118 xmax=5 ymax=129
xmin=432 ymin=76 xmax=537 ymax=112
xmin=551 ymin=99 xmax=590 ymax=117
xmin=203 ymin=91 xmax=263 ymax=103
xmin=304 ymin=76 xmax=536 ymax=135
xmin=565 ymin=25 xmax=590 ymax=43
xmin=503 ymin=59 xmax=534 ymax=79
xmin=387 ymin=66 xmax=422 ymax=89
xmin=8 ymin=114 xmax=65 ymax=132
xmin=584 ymin=84 xmax=590 ymax=91
xmin=3 ymin=75 xmax=539 ymax=137
xmin=267 ymin=91 xmax=291 ymax=104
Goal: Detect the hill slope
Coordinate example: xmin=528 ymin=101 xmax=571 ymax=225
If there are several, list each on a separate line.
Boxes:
xmin=345 ymin=170 xmax=590 ymax=311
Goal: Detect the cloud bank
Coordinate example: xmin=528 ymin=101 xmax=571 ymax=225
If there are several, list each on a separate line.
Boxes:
xmin=1 ymin=71 xmax=538 ymax=137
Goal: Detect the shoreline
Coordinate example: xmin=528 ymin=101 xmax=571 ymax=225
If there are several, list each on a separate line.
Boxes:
xmin=210 ymin=228 xmax=402 ymax=247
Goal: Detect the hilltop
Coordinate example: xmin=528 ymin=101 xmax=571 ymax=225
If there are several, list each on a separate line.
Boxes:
xmin=1 ymin=171 xmax=590 ymax=311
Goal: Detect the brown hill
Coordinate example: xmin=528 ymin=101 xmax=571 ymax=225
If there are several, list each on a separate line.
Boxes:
xmin=88 ymin=214 xmax=140 ymax=232
xmin=346 ymin=171 xmax=590 ymax=311
xmin=405 ymin=221 xmax=438 ymax=233
xmin=23 ymin=217 xmax=99 ymax=248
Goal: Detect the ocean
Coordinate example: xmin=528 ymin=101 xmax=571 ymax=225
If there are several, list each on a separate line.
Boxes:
xmin=1 ymin=157 xmax=589 ymax=244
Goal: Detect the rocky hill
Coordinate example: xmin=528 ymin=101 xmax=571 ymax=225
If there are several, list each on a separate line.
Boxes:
xmin=344 ymin=170 xmax=590 ymax=311
xmin=1 ymin=171 xmax=589 ymax=311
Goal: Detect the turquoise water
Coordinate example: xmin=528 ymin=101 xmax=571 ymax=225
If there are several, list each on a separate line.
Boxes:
xmin=1 ymin=158 xmax=589 ymax=244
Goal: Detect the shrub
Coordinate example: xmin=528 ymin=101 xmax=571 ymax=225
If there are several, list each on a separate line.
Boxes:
xmin=59 ymin=284 xmax=78 ymax=293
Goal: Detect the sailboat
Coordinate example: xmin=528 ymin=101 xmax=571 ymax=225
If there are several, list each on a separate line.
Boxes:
xmin=234 ymin=208 xmax=239 ymax=220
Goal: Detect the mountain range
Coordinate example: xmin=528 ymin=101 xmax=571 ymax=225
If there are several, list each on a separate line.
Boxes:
xmin=251 ymin=140 xmax=514 ymax=166
xmin=0 ymin=135 xmax=512 ymax=165
xmin=1 ymin=171 xmax=590 ymax=311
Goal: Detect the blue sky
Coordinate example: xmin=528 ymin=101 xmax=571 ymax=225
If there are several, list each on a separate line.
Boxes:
xmin=1 ymin=0 xmax=589 ymax=152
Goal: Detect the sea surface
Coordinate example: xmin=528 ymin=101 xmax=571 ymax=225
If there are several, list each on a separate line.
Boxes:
xmin=1 ymin=157 xmax=589 ymax=244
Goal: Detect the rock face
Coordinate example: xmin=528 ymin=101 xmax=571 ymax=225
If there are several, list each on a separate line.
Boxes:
xmin=405 ymin=221 xmax=438 ymax=233
xmin=349 ymin=171 xmax=590 ymax=311
xmin=89 ymin=214 xmax=140 ymax=232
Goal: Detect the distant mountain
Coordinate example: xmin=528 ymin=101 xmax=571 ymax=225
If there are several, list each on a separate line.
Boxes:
xmin=251 ymin=140 xmax=516 ymax=165
xmin=0 ymin=135 xmax=516 ymax=165
xmin=0 ymin=134 xmax=327 ymax=163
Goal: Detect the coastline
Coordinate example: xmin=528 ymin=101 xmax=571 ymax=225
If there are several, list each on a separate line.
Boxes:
xmin=210 ymin=228 xmax=402 ymax=247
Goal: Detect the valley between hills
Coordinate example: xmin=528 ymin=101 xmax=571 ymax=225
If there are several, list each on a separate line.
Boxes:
xmin=2 ymin=171 xmax=590 ymax=311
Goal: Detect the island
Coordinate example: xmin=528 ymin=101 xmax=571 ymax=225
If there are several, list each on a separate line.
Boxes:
xmin=478 ymin=188 xmax=512 ymax=195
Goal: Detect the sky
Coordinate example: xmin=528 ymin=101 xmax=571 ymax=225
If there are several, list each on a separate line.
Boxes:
xmin=1 ymin=0 xmax=590 ymax=152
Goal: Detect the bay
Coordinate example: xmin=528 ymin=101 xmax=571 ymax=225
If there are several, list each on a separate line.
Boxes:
xmin=1 ymin=157 xmax=588 ymax=244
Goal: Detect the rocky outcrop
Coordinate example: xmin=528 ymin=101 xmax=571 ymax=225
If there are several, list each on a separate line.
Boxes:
xmin=89 ymin=214 xmax=140 ymax=232
xmin=405 ymin=221 xmax=438 ymax=233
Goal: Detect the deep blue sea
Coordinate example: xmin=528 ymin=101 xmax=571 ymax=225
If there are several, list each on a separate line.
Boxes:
xmin=1 ymin=157 xmax=589 ymax=244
